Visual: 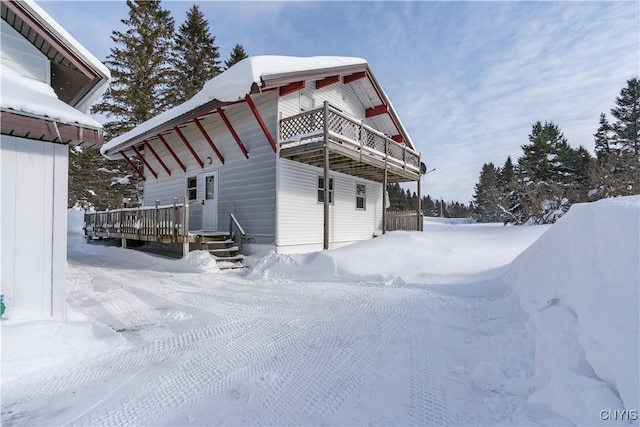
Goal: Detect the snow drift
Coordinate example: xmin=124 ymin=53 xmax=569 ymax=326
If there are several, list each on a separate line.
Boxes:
xmin=505 ymin=196 xmax=639 ymax=425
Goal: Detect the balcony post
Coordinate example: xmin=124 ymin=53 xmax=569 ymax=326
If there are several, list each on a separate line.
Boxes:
xmin=382 ymin=167 xmax=388 ymax=234
xmin=417 ymin=156 xmax=422 ymax=232
xmin=323 ymin=101 xmax=330 ymax=250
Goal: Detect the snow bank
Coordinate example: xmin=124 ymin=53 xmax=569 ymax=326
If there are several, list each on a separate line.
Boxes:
xmin=67 ymin=209 xmax=219 ymax=274
xmin=505 ymin=196 xmax=640 ymax=424
xmin=248 ymin=224 xmax=547 ymax=287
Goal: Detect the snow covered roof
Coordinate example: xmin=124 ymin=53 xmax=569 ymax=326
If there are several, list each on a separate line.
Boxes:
xmin=1 ymin=64 xmax=102 ymax=129
xmin=2 ymin=0 xmax=110 ymax=113
xmin=101 ymin=56 xmax=415 ymax=158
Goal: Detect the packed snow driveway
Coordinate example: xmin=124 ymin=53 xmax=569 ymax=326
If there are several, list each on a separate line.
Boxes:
xmin=3 ymin=200 xmax=637 ymax=426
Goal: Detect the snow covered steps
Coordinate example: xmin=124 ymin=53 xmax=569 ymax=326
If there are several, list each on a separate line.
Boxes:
xmin=198 ymin=234 xmax=244 ymax=269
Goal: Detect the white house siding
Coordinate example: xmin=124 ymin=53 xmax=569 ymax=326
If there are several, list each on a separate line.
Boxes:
xmin=278 ymin=79 xmax=383 ymax=132
xmin=1 ymin=20 xmax=50 ymax=84
xmin=278 ymin=80 xmax=364 ymax=120
xmin=0 ymin=136 xmax=67 ymax=319
xmin=141 ymin=91 xmax=278 ymax=245
xmin=276 ymin=158 xmax=382 ymax=254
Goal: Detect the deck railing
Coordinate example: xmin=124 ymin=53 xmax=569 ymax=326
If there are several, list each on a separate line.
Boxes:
xmin=84 ymin=198 xmax=190 ymax=242
xmin=280 ymin=103 xmax=421 ymax=172
xmin=229 ymin=213 xmax=246 ymax=254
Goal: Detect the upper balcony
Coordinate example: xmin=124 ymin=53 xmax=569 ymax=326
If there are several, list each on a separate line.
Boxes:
xmin=279 ymin=103 xmax=421 ymax=183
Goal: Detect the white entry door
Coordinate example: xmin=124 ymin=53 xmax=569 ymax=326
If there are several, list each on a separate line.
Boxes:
xmin=199 ymin=170 xmax=218 ymax=231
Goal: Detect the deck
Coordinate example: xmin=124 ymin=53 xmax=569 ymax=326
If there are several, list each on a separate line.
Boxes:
xmin=84 ymin=200 xmax=246 ymax=263
xmin=279 ymin=103 xmax=421 ymax=183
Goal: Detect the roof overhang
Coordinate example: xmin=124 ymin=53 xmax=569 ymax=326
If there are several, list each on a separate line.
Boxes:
xmin=1 ymin=0 xmax=110 ymax=113
xmin=101 ymin=58 xmax=416 ymax=159
xmin=0 ymin=110 xmax=103 ymax=146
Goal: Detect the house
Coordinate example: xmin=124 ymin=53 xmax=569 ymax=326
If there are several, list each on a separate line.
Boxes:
xmin=92 ymin=56 xmax=422 ymax=261
xmin=0 ymin=0 xmax=110 ymax=319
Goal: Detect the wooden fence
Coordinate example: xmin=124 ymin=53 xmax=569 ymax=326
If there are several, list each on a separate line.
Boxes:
xmin=386 ymin=210 xmax=422 ymax=232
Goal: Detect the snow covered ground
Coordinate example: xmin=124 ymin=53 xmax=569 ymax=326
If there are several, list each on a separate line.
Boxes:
xmin=1 ymin=197 xmax=638 ymax=426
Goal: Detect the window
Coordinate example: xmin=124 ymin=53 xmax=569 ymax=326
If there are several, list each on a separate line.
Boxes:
xmin=318 ymin=176 xmax=333 ymax=204
xmin=356 ymin=184 xmax=366 ymax=210
xmin=205 ymin=175 xmax=215 ymax=200
xmin=300 ymin=93 xmax=315 ymax=112
xmin=187 ymin=177 xmax=197 ymax=201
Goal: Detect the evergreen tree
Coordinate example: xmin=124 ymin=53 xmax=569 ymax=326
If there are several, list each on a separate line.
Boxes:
xmin=224 ymin=43 xmax=248 ymax=69
xmin=611 ymin=77 xmax=640 ymax=156
xmin=594 ymin=112 xmax=614 ymax=159
xmin=68 ymin=147 xmax=138 ymax=210
xmin=422 ymin=195 xmax=436 ymax=216
xmin=92 ymin=0 xmax=175 ymax=136
xmin=514 ymin=121 xmax=576 ymax=224
xmin=473 ymin=162 xmax=503 ymax=222
xmin=169 ymin=4 xmax=221 ymax=105
xmin=88 ymin=0 xmax=174 ymax=205
xmin=589 ymin=77 xmax=640 ymax=198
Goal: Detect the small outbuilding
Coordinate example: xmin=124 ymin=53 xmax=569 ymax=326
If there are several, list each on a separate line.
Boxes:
xmin=0 ymin=0 xmax=110 ymax=319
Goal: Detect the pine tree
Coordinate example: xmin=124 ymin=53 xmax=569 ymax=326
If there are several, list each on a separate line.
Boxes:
xmin=594 ymin=112 xmax=614 ymax=159
xmin=611 ymin=77 xmax=640 ymax=156
xmin=91 ymin=0 xmax=175 ymax=136
xmin=68 ymin=147 xmax=138 ymax=210
xmin=589 ymin=77 xmax=640 ymax=198
xmin=87 ymin=0 xmax=174 ymax=206
xmin=169 ymin=4 xmax=221 ymax=105
xmin=473 ymin=162 xmax=503 ymax=222
xmin=224 ymin=43 xmax=248 ymax=69
xmin=514 ymin=121 xmax=575 ymax=224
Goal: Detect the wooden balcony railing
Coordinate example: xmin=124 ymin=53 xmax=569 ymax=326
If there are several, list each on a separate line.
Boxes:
xmin=280 ymin=103 xmax=421 ymax=172
xmin=84 ymin=198 xmax=190 ymax=243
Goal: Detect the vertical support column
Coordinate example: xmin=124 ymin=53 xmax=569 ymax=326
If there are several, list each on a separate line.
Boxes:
xmin=182 ymin=196 xmax=189 ymax=257
xmin=173 ymin=197 xmax=179 ymax=241
xmin=323 ymin=101 xmax=330 ymax=250
xmin=417 ymin=165 xmax=422 ymax=232
xmin=382 ymin=169 xmax=388 ymax=234
xmin=382 ymin=138 xmax=388 ymax=234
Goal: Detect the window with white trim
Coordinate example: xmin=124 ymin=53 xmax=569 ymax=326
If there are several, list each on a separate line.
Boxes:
xmin=187 ymin=176 xmax=197 ymax=201
xmin=356 ymin=183 xmax=366 ymax=210
xmin=317 ymin=176 xmax=333 ymax=204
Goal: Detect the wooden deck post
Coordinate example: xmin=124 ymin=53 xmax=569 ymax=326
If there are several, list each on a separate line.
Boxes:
xmin=382 ymin=168 xmax=387 ymax=234
xmin=323 ymin=101 xmax=330 ymax=250
xmin=182 ymin=196 xmax=189 ymax=257
xmin=382 ymin=138 xmax=388 ymax=234
xmin=417 ymin=163 xmax=422 ymax=232
xmin=155 ymin=200 xmax=160 ymax=237
xmin=173 ymin=197 xmax=179 ymax=241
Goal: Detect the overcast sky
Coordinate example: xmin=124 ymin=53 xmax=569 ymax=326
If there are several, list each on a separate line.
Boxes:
xmin=39 ymin=1 xmax=639 ymax=203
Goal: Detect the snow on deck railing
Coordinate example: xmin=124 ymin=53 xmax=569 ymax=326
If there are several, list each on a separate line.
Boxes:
xmin=83 ymin=198 xmax=190 ymax=242
xmin=280 ymin=104 xmax=420 ymax=172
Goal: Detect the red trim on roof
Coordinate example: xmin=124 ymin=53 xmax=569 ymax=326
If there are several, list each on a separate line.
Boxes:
xmin=131 ymin=145 xmax=158 ymax=179
xmin=279 ymin=81 xmax=305 ymax=97
xmin=343 ymin=71 xmax=367 ymax=84
xmin=391 ymin=135 xmax=404 ymax=143
xmin=144 ymin=140 xmax=171 ymax=176
xmin=365 ymin=104 xmax=389 ymax=118
xmin=174 ymin=126 xmax=204 ymax=169
xmin=157 ymin=133 xmax=186 ymax=173
xmin=217 ymin=108 xmax=249 ymax=159
xmin=245 ymin=95 xmax=277 ymax=153
xmin=315 ymin=75 xmax=340 ymax=89
xmin=193 ymin=118 xmax=224 ymax=165
xmin=120 ymin=151 xmax=145 ymax=181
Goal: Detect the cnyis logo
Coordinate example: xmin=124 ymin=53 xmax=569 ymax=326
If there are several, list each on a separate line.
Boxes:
xmin=599 ymin=409 xmax=638 ymax=421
